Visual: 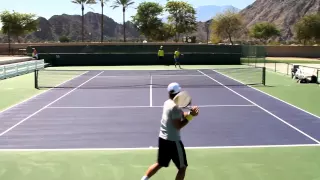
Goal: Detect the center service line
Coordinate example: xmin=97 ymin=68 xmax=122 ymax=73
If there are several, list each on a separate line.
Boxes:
xmin=150 ymin=75 xmax=153 ymax=107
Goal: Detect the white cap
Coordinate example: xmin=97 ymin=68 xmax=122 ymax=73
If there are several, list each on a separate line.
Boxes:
xmin=167 ymin=82 xmax=181 ymax=94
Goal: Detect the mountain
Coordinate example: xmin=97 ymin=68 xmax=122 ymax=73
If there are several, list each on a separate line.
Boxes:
xmin=196 ymin=5 xmax=240 ymax=22
xmin=162 ymin=5 xmax=239 ymax=22
xmin=3 ymin=0 xmax=318 ymax=43
xmin=240 ymin=0 xmax=320 ymax=41
xmin=23 ymin=12 xmax=140 ymax=42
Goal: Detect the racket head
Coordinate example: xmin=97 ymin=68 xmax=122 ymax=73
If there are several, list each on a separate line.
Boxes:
xmin=173 ymin=91 xmax=192 ymax=108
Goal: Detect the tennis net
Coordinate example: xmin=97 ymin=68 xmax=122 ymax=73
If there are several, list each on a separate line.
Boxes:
xmin=317 ymin=69 xmax=320 ymax=84
xmin=34 ymin=67 xmax=266 ymax=89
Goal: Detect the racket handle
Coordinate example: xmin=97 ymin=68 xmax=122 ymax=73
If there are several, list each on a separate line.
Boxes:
xmin=180 ymin=106 xmax=192 ymax=110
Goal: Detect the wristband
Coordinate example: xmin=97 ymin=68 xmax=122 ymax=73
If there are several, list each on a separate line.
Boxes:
xmin=185 ymin=114 xmax=193 ymax=121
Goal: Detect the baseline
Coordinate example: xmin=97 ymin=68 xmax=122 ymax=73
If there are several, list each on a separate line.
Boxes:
xmin=46 ymin=104 xmax=256 ymax=109
xmin=0 ymin=144 xmax=319 ymax=151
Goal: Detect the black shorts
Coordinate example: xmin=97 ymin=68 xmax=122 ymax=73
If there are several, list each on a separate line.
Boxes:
xmin=157 ymin=137 xmax=188 ymax=169
xmin=158 ymin=56 xmax=164 ymax=60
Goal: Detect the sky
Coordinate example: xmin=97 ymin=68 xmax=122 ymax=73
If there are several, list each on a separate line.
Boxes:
xmin=0 ymin=0 xmax=255 ymax=24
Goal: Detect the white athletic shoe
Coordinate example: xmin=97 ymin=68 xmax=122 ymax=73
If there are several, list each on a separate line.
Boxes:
xmin=141 ymin=176 xmax=149 ymax=180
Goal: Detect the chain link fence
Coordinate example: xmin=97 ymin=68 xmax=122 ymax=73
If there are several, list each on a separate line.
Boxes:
xmin=241 ymin=45 xmax=320 ymax=84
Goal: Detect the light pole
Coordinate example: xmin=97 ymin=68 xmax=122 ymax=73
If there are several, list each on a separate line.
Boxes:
xmin=8 ymin=23 xmax=11 ymax=55
xmin=205 ymin=21 xmax=210 ymax=44
xmin=89 ymin=32 xmax=92 ymax=42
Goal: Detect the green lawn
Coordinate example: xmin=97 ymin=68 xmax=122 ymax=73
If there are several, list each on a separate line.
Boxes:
xmin=0 ymin=147 xmax=320 ymax=180
xmin=0 ymin=65 xmax=320 ymax=180
xmin=0 ymin=73 xmax=45 ymax=111
xmin=256 ymin=71 xmax=320 ymax=116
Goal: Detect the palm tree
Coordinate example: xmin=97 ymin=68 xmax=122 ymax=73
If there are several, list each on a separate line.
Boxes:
xmin=111 ymin=0 xmax=134 ymax=42
xmin=71 ymin=0 xmax=97 ymax=42
xmin=100 ymin=0 xmax=108 ymax=43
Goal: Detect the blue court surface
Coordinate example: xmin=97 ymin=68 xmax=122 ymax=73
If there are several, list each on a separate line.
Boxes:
xmin=0 ymin=69 xmax=320 ymax=150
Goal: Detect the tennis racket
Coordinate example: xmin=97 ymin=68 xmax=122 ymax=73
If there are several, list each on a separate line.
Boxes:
xmin=173 ymin=91 xmax=192 ymax=110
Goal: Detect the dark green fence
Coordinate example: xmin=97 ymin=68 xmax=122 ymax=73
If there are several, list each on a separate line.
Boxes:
xmin=27 ymin=44 xmax=242 ymax=54
xmin=38 ymin=53 xmax=241 ymax=66
xmin=241 ymin=45 xmax=267 ymax=66
xmin=27 ymin=44 xmax=253 ymax=66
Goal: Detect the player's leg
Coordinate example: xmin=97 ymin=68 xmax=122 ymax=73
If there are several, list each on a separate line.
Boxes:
xmin=141 ymin=163 xmax=161 ymax=180
xmin=159 ymin=56 xmax=164 ymax=66
xmin=141 ymin=138 xmax=171 ymax=180
xmin=172 ymin=140 xmax=188 ymax=180
xmin=174 ymin=58 xmax=178 ymax=68
xmin=177 ymin=59 xmax=181 ymax=69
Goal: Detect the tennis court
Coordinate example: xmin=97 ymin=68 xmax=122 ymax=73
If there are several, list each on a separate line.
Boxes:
xmin=0 ymin=67 xmax=319 ymax=150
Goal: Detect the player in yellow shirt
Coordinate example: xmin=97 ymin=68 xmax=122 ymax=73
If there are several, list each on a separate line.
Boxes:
xmin=174 ymin=48 xmax=182 ymax=69
xmin=158 ymin=46 xmax=165 ymax=65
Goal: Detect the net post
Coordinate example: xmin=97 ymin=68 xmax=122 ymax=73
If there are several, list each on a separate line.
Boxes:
xmin=34 ymin=69 xmax=39 ymax=89
xmin=317 ymin=69 xmax=320 ymax=84
xmin=254 ymin=56 xmax=257 ymax=67
xmin=262 ymin=67 xmax=266 ymax=86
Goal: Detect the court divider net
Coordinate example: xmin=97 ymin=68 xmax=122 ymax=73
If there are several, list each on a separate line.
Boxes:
xmin=34 ymin=67 xmax=266 ymax=89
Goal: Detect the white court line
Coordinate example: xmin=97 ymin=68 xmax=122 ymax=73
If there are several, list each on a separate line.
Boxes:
xmin=0 ymin=144 xmax=319 ymax=152
xmin=217 ymin=68 xmax=320 ymax=120
xmin=0 ymin=71 xmax=104 ymax=137
xmin=198 ymin=70 xmax=320 ymax=144
xmin=94 ymin=75 xmax=204 ymax=78
xmin=150 ymin=76 xmax=153 ymax=107
xmin=46 ymin=105 xmax=255 ymax=109
xmin=0 ymin=71 xmax=89 ymax=115
xmin=152 ymin=75 xmax=204 ymax=77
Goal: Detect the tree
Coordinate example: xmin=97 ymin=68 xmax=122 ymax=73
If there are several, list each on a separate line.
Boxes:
xmin=210 ymin=33 xmax=221 ymax=44
xmin=250 ymin=22 xmax=280 ymax=43
xmin=210 ymin=10 xmax=243 ymax=45
xmin=71 ymin=0 xmax=97 ymax=42
xmin=59 ymin=36 xmax=71 ymax=42
xmin=0 ymin=10 xmax=38 ymax=43
xmin=294 ymin=13 xmax=320 ymax=45
xmin=100 ymin=0 xmax=108 ymax=43
xmin=111 ymin=0 xmax=134 ymax=42
xmin=132 ymin=2 xmax=163 ymax=41
xmin=165 ymin=1 xmax=197 ymax=42
xmin=153 ymin=23 xmax=176 ymax=41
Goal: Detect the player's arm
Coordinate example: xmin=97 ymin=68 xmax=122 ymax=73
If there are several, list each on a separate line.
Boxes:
xmin=171 ymin=106 xmax=187 ymax=130
xmin=172 ymin=116 xmax=189 ymax=130
xmin=172 ymin=107 xmax=199 ymax=130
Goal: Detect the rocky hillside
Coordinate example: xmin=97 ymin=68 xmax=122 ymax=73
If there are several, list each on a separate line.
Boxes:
xmin=2 ymin=1 xmax=318 ymax=43
xmin=22 ymin=12 xmax=140 ymax=42
xmin=240 ymin=0 xmax=320 ymax=40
